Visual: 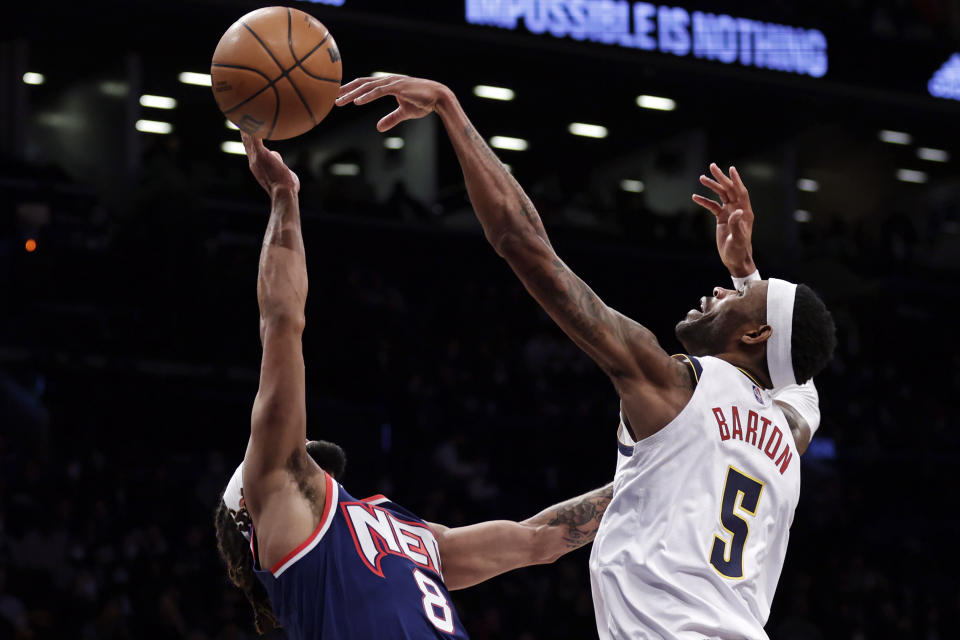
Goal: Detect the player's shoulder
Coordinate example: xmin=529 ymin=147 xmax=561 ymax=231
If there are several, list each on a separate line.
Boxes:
xmin=336 ymin=490 xmax=426 ymax=523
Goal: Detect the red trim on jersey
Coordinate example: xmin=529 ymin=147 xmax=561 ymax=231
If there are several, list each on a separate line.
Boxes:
xmin=341 ymin=502 xmax=394 ymax=577
xmin=341 ymin=501 xmax=441 ymax=578
xmin=268 ymin=472 xmax=335 ymax=575
xmin=361 ymin=494 xmax=387 ymax=503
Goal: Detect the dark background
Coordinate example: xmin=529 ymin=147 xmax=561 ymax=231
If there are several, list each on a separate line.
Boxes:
xmin=2 ymin=1 xmax=960 ymax=638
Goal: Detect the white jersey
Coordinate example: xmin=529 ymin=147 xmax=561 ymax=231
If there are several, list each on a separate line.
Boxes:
xmin=589 ymin=355 xmax=801 ymax=640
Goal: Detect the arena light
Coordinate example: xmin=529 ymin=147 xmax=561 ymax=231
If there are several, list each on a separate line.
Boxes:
xmin=878 ymin=130 xmax=912 ymax=145
xmin=179 ymin=72 xmax=212 ymax=86
xmin=135 ymin=119 xmax=173 ymax=134
xmin=225 ymin=119 xmax=240 ymax=130
xmin=896 ymin=168 xmax=928 ymax=184
xmin=917 ymin=147 xmax=949 ymax=162
xmin=473 ymin=85 xmax=515 ymax=101
xmin=796 ymin=178 xmax=820 ymax=192
xmin=23 ymin=72 xmax=45 ymax=85
xmin=636 ymin=95 xmax=676 ymax=111
xmin=793 ymin=210 xmax=812 ymax=223
xmin=330 ymin=163 xmax=360 ymax=176
xmin=221 ymin=141 xmax=246 ymax=155
xmin=568 ymin=122 xmax=608 ymax=138
xmin=384 ymin=137 xmax=404 ymax=149
xmin=372 ymin=71 xmax=405 ymax=78
xmin=139 ymin=94 xmax=177 ymax=109
xmin=489 ymin=136 xmax=528 ymax=151
xmin=620 ymin=179 xmax=645 ymax=193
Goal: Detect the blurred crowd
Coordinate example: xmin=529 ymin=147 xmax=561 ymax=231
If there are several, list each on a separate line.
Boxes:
xmin=1 ymin=143 xmax=959 ymax=640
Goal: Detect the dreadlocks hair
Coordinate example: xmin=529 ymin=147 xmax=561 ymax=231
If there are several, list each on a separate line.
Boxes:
xmin=214 ymin=499 xmax=280 ymax=635
xmin=790 ymin=284 xmax=837 ymax=383
xmin=214 ymin=440 xmax=347 ymax=633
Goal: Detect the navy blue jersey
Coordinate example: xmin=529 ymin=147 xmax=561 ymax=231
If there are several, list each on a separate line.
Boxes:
xmin=252 ymin=472 xmax=469 ymax=640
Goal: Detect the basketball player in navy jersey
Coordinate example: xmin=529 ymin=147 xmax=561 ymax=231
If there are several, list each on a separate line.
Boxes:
xmin=338 ymin=77 xmax=836 ymax=638
xmin=219 ymin=132 xmax=614 ymax=639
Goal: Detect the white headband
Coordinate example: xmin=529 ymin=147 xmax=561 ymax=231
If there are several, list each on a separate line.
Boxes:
xmin=223 ymin=462 xmax=251 ymax=541
xmin=223 ymin=462 xmax=244 ymax=512
xmin=766 ymin=278 xmax=798 ymax=388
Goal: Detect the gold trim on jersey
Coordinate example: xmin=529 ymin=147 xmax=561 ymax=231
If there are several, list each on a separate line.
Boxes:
xmin=735 ymin=367 xmax=764 ymax=389
xmin=708 ymin=465 xmax=766 ymax=581
xmin=671 ymin=353 xmax=700 ymax=384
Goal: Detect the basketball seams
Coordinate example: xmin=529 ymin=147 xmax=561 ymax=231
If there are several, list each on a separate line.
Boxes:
xmin=211 ymin=63 xmax=277 ymax=115
xmin=212 ymin=8 xmax=340 ymax=139
xmin=241 ymin=21 xmax=286 ymax=73
xmin=235 ymin=20 xmax=290 ymax=138
xmin=298 ymin=32 xmax=331 ymax=66
xmin=296 ymin=66 xmax=341 ymax=83
xmin=285 ymin=7 xmax=317 ymax=126
xmin=296 ymin=31 xmax=339 ymax=84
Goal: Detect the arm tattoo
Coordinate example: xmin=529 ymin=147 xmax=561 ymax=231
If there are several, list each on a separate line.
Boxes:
xmin=525 ymin=259 xmax=609 ymax=348
xmin=542 ymin=484 xmax=614 ymax=550
xmin=460 ymin=123 xmax=649 ymax=375
xmin=462 ymin=124 xmax=550 ymax=243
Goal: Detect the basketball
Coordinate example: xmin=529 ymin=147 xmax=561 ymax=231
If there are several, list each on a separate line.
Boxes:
xmin=210 ymin=6 xmax=342 ymax=140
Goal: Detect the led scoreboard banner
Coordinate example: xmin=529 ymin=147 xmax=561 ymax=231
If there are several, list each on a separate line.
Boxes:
xmin=465 ymin=1 xmax=828 ymax=78
xmin=290 ymin=0 xmax=958 ymax=103
xmin=929 ymin=54 xmax=960 ymax=101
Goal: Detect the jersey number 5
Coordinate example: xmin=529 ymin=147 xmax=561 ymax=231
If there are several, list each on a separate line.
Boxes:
xmin=709 ymin=466 xmax=765 ymax=579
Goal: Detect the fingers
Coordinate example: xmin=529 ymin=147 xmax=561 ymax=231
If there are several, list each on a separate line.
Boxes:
xmin=241 ymin=131 xmax=265 ymax=157
xmin=377 ymin=107 xmax=406 ymax=132
xmin=336 ymin=77 xmax=399 ymax=105
xmin=730 ymin=166 xmax=746 ymax=191
xmin=699 ymin=174 xmax=727 ymax=198
xmin=353 ymin=83 xmax=399 ymax=106
xmin=729 ymin=209 xmax=743 ymax=228
xmin=337 ymin=76 xmax=376 ymax=97
xmin=709 ymin=162 xmax=735 ymax=191
xmin=692 ymin=193 xmax=722 ymax=215
xmin=729 ymin=210 xmax=750 ymax=239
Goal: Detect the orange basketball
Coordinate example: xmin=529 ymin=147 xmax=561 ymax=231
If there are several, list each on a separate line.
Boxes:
xmin=210 ymin=6 xmax=342 ymax=140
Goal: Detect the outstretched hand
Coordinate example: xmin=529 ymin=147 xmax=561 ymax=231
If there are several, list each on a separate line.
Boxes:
xmin=692 ymin=163 xmax=755 ymax=277
xmin=241 ymin=132 xmax=300 ymax=198
xmin=335 ymin=75 xmax=451 ymax=132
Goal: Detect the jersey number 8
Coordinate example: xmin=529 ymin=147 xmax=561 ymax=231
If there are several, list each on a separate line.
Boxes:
xmin=709 ymin=466 xmax=765 ymax=579
xmin=413 ymin=569 xmax=455 ymax=633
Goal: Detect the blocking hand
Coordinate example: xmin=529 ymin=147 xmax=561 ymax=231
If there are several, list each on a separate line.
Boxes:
xmin=335 ymin=75 xmax=451 ymax=132
xmin=692 ymin=163 xmax=755 ymax=278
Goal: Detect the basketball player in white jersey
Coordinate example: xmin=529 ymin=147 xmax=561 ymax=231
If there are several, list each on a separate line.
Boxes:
xmin=337 ymin=76 xmax=836 ymax=639
xmin=692 ymin=163 xmax=822 ymax=452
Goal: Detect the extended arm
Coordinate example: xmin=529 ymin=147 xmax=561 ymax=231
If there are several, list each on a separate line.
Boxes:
xmin=436 ymin=98 xmax=661 ymax=383
xmin=241 ymin=133 xmax=314 ymax=518
xmin=431 ymin=483 xmax=613 ymax=590
xmin=337 ymin=77 xmax=688 ymax=438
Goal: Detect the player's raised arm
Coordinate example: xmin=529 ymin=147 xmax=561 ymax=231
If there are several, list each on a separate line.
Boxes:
xmin=429 ymin=483 xmax=613 ymax=591
xmin=337 ymin=77 xmax=686 ymax=416
xmin=240 ymin=132 xmax=313 ymax=514
xmin=693 ymin=163 xmax=820 ymax=453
